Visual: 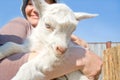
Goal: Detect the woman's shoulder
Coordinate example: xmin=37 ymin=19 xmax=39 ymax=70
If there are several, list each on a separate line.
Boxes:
xmin=11 ymin=17 xmax=27 ymax=22
xmin=0 ymin=17 xmax=31 ymax=29
xmin=10 ymin=17 xmax=32 ymax=29
xmin=0 ymin=17 xmax=33 ymax=44
xmin=10 ymin=17 xmax=30 ymax=25
xmin=0 ymin=17 xmax=33 ymax=34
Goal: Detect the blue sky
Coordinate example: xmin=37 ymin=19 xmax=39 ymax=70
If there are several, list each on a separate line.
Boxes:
xmin=0 ymin=0 xmax=120 ymax=42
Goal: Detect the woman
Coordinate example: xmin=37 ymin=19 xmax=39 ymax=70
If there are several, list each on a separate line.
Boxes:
xmin=0 ymin=0 xmax=102 ymax=80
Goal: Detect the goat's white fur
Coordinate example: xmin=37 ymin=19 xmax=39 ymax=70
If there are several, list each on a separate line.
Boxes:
xmin=0 ymin=0 xmax=98 ymax=80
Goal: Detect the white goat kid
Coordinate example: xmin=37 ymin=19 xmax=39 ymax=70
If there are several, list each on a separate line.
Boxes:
xmin=0 ymin=0 xmax=98 ymax=80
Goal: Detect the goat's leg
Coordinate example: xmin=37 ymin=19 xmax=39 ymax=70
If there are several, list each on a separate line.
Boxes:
xmin=12 ymin=52 xmax=50 ymax=80
xmin=0 ymin=42 xmax=27 ymax=59
xmin=12 ymin=48 xmax=60 ymax=80
xmin=12 ymin=60 xmax=44 ymax=80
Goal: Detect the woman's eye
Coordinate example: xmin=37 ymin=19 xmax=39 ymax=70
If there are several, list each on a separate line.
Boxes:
xmin=28 ymin=1 xmax=33 ymax=5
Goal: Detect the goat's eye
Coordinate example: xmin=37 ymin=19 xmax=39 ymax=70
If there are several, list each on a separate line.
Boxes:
xmin=45 ymin=23 xmax=51 ymax=29
xmin=45 ymin=23 xmax=54 ymax=31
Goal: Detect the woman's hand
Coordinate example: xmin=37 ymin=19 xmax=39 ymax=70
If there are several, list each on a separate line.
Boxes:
xmin=71 ymin=35 xmax=89 ymax=48
xmin=71 ymin=35 xmax=102 ymax=80
xmin=80 ymin=50 xmax=102 ymax=80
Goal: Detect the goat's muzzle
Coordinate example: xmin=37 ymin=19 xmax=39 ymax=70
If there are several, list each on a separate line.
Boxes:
xmin=56 ymin=46 xmax=67 ymax=54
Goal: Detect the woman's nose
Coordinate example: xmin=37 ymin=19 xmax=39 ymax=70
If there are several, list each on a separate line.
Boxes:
xmin=32 ymin=8 xmax=39 ymax=16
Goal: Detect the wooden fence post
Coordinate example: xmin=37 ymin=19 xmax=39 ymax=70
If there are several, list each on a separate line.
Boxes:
xmin=106 ymin=41 xmax=111 ymax=49
xmin=103 ymin=45 xmax=120 ymax=80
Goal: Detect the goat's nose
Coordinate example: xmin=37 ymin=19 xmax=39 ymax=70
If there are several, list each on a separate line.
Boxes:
xmin=56 ymin=46 xmax=67 ymax=54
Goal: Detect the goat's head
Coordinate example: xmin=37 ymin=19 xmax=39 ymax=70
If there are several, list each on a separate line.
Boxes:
xmin=32 ymin=0 xmax=98 ymax=55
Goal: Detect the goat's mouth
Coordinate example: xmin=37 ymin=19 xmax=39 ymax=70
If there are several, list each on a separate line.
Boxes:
xmin=56 ymin=47 xmax=67 ymax=54
xmin=50 ymin=44 xmax=68 ymax=56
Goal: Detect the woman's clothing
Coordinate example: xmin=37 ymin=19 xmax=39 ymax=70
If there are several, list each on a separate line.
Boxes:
xmin=0 ymin=17 xmax=32 ymax=80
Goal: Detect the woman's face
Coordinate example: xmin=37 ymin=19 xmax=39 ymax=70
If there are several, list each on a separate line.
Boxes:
xmin=25 ymin=0 xmax=56 ymax=27
xmin=25 ymin=0 xmax=39 ymax=27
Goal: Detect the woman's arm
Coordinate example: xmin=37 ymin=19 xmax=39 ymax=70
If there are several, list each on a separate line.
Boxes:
xmin=71 ymin=34 xmax=89 ymax=48
xmin=71 ymin=35 xmax=102 ymax=79
xmin=40 ymin=47 xmax=102 ymax=80
xmin=0 ymin=17 xmax=32 ymax=80
xmin=28 ymin=42 xmax=102 ymax=80
xmin=28 ymin=34 xmax=102 ymax=80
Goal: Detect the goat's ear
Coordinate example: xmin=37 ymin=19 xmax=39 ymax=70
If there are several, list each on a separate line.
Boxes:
xmin=74 ymin=12 xmax=99 ymax=21
xmin=32 ymin=0 xmax=49 ymax=16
